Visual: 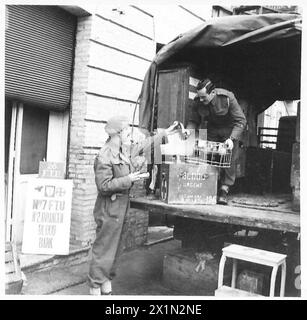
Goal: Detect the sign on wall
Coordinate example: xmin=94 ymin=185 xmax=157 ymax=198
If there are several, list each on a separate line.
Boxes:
xmin=22 ymin=178 xmax=73 ymax=255
xmin=39 ymin=161 xmax=65 ymax=179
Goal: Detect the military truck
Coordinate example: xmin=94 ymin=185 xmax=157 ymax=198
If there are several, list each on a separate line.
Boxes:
xmin=131 ymin=13 xmax=301 ymax=296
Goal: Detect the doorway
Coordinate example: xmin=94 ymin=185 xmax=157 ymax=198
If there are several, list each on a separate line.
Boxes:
xmin=5 ymin=101 xmax=69 ymax=244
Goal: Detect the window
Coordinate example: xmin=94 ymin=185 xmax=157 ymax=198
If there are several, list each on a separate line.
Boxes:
xmin=20 ymin=105 xmax=49 ymax=174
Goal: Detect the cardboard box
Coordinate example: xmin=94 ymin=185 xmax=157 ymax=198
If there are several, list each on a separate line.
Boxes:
xmin=159 ymin=163 xmax=218 ymax=204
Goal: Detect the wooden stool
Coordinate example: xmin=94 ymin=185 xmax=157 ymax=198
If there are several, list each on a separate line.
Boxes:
xmin=215 ymin=244 xmax=287 ymax=297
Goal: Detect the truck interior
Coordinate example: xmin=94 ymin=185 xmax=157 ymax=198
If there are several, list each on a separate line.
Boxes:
xmin=133 ymin=13 xmax=301 ymax=296
xmin=138 ymin=13 xmax=301 ymax=210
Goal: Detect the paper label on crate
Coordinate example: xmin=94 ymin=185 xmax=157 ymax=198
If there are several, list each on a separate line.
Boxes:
xmin=22 ymin=178 xmax=73 ymax=255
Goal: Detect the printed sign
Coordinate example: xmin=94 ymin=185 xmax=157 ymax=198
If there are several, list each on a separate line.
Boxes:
xmin=39 ymin=161 xmax=65 ymax=179
xmin=22 ymin=178 xmax=73 ymax=255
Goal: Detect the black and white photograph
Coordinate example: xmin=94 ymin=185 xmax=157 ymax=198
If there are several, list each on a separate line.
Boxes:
xmin=2 ymin=1 xmax=304 ymax=303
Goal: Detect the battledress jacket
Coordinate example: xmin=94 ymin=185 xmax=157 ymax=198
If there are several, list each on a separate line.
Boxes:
xmin=189 ymin=88 xmax=246 ymax=140
xmin=93 ymin=130 xmax=168 ymax=221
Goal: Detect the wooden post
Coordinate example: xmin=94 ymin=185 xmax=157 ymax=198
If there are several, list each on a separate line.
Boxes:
xmin=231 ymin=259 xmax=238 ymax=288
xmin=280 ymin=261 xmax=287 ymax=297
xmin=6 ymin=102 xmax=18 ymax=242
xmin=218 ymin=254 xmax=227 ymax=287
xmin=269 ymin=265 xmax=278 ymax=297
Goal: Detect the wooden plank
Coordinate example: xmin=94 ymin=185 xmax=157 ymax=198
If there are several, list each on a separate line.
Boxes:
xmin=229 ymin=194 xmax=295 ymax=214
xmin=157 ymin=69 xmax=187 ymax=128
xmin=91 ymin=15 xmax=155 ymax=61
xmin=223 ymin=244 xmax=286 ymax=266
xmin=229 ymin=203 xmax=294 ymax=215
xmin=86 ymin=94 xmax=139 ymax=124
xmin=130 ymin=198 xmax=300 ymax=233
xmin=95 ymin=5 xmax=154 ymax=40
xmin=89 ymin=42 xmax=150 ymax=81
xmin=87 ymin=68 xmax=143 ymax=103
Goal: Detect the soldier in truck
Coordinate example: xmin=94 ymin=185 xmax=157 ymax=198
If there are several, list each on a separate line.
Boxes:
xmin=186 ymin=78 xmax=247 ymax=205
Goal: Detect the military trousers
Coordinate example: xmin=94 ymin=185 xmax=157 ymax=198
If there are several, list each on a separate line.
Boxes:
xmin=88 ymin=193 xmax=130 ymax=288
xmin=207 ymin=127 xmax=239 ymax=187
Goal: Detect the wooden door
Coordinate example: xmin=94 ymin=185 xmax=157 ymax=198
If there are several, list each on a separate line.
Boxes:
xmin=156 ymin=68 xmax=188 ymax=129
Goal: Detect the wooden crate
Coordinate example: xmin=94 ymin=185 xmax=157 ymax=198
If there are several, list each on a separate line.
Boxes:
xmin=5 ymin=242 xmax=23 ymax=295
xmin=237 ymin=269 xmax=265 ymax=295
xmin=162 ymin=248 xmax=231 ymax=295
xmin=159 ymin=163 xmax=218 ymax=204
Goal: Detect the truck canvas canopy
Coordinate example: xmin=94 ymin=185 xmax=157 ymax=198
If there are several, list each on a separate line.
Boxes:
xmin=139 ymin=13 xmax=302 ymax=131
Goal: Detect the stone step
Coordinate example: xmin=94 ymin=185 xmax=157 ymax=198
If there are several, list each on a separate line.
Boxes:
xmin=20 ymin=245 xmax=91 ymax=274
xmin=21 ymin=262 xmax=89 ymax=295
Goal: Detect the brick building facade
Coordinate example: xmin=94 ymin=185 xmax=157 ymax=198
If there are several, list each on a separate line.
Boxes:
xmin=67 ymin=5 xmax=210 ymax=249
xmin=67 ymin=7 xmax=155 ymax=248
xmin=5 ymin=4 xmax=210 ymax=252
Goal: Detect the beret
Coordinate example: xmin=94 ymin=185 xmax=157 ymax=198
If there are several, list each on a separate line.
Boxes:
xmin=105 ymin=115 xmax=129 ymax=136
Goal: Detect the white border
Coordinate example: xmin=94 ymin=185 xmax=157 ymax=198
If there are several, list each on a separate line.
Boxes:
xmin=1 ymin=0 xmax=305 ymax=301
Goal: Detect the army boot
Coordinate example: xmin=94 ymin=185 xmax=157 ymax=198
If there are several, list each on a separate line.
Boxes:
xmin=217 ymin=185 xmax=229 ymax=205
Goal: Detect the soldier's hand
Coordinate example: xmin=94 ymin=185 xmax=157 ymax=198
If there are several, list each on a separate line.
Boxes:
xmin=128 ymin=172 xmax=142 ymax=182
xmin=224 ymin=138 xmax=234 ymax=150
xmin=198 ymin=139 xmax=206 ymax=148
xmin=165 ymin=121 xmax=180 ymax=135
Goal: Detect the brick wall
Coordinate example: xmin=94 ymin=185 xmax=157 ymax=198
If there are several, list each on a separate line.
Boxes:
xmin=68 ymin=15 xmax=96 ymax=247
xmin=68 ymin=5 xmax=214 ymax=249
xmin=68 ymin=7 xmax=155 ymax=249
xmin=120 ymin=209 xmax=150 ymax=252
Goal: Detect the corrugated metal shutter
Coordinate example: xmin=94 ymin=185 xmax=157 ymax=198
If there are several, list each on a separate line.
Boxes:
xmin=5 ymin=5 xmax=76 ymax=111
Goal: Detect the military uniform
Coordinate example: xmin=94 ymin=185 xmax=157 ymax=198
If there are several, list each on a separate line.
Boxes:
xmin=88 ymin=131 xmax=168 ymax=288
xmin=189 ymin=88 xmax=246 ymax=186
